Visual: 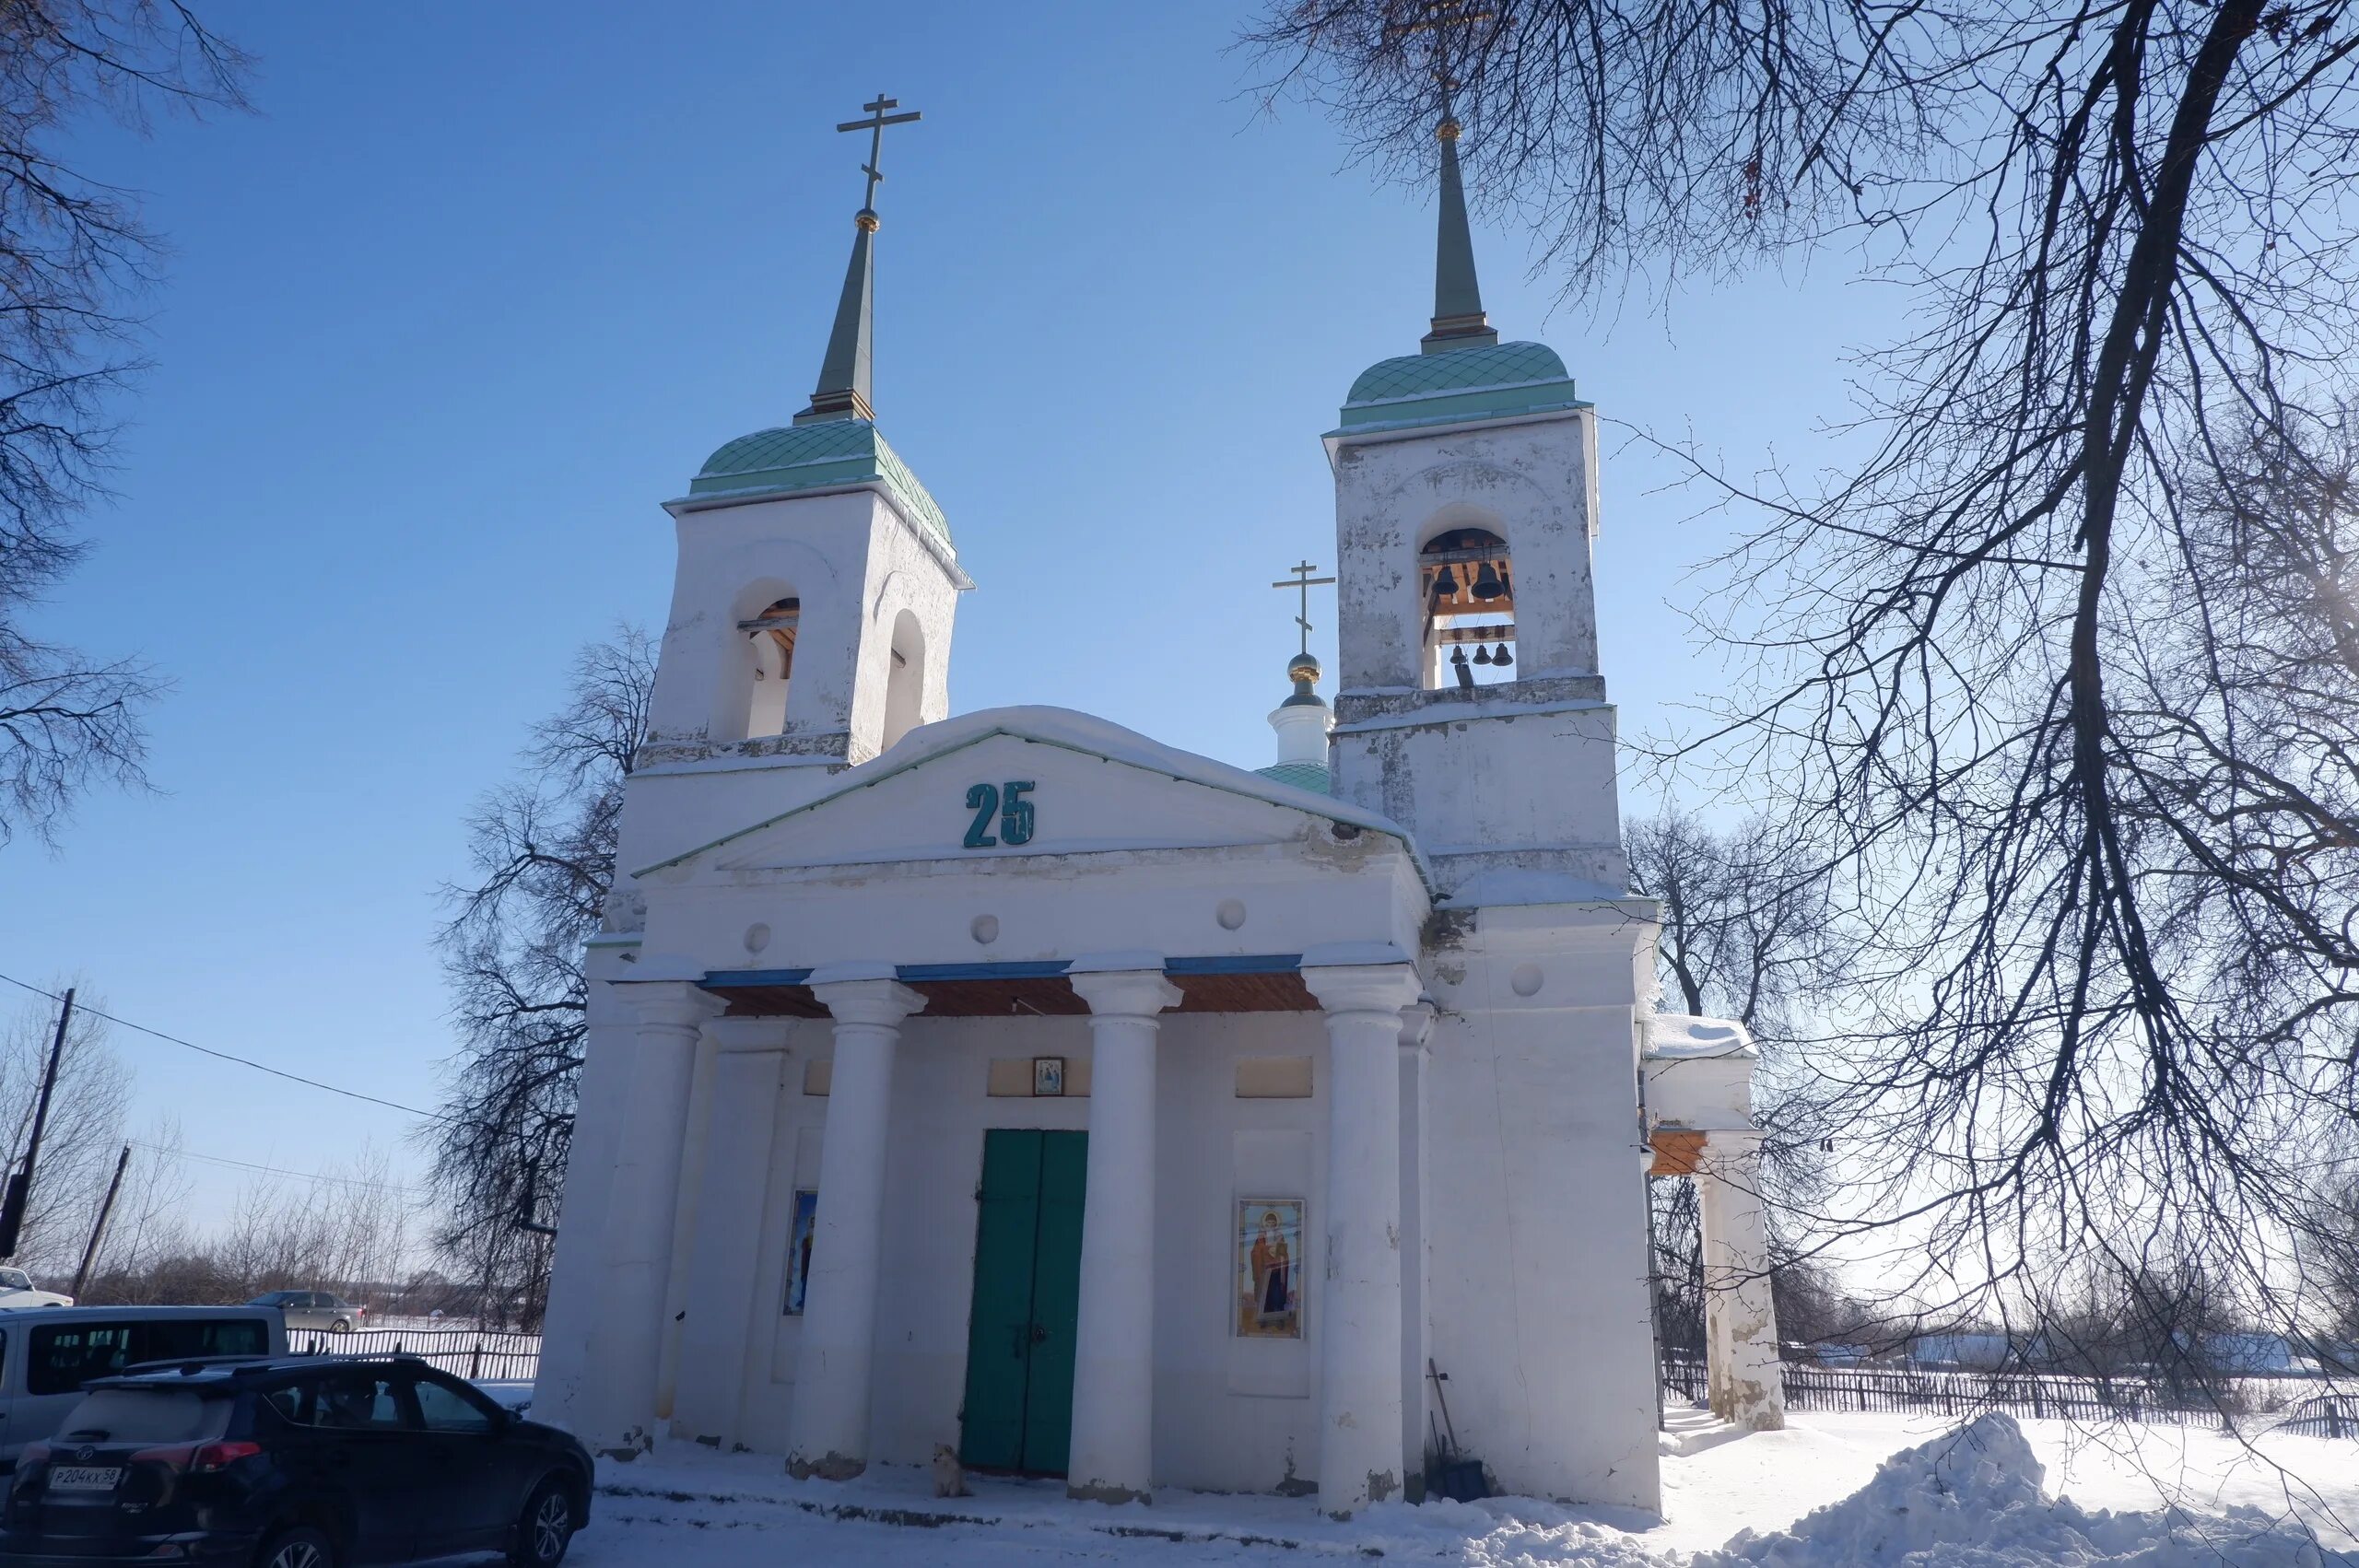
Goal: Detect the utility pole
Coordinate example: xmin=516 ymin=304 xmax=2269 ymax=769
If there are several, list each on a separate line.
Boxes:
xmin=0 ymin=987 xmax=73 ymax=1259
xmin=71 ymin=1142 xmax=131 ymax=1298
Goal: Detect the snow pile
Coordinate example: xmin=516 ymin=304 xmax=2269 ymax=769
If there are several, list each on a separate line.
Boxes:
xmin=1697 ymin=1413 xmax=2337 ymax=1567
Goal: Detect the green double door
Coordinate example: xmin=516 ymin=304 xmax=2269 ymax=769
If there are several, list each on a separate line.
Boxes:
xmin=959 ymin=1129 xmax=1087 ymax=1475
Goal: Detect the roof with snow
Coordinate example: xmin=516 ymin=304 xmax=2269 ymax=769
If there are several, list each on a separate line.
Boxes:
xmin=1643 ymin=1014 xmax=1757 ymax=1060
xmin=635 ymin=706 xmax=1424 ymax=882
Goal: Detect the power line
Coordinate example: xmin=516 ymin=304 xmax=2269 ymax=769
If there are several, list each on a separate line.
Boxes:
xmin=0 ymin=971 xmax=441 ymax=1121
xmin=128 ymin=1141 xmax=426 ymax=1197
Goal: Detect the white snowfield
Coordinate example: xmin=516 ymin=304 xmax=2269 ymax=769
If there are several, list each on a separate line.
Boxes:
xmin=560 ymin=1410 xmax=2357 ymax=1566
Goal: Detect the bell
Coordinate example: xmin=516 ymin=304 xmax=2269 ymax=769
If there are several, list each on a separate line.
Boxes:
xmin=1493 ymin=643 xmax=1514 ymax=668
xmin=1472 ymin=560 xmax=1506 ymax=601
xmin=1430 ymin=565 xmax=1458 ymax=598
xmin=1450 ymin=645 xmax=1470 ymax=665
xmin=1472 ymin=643 xmax=1492 ymax=664
xmin=1451 ymin=645 xmax=1475 ymax=689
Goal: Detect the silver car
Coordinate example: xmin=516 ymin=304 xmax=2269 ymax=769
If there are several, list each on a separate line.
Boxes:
xmin=246 ymin=1289 xmax=368 ymax=1332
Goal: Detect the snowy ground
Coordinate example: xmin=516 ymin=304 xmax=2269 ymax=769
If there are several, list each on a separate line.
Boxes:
xmin=553 ymin=1408 xmax=2359 ymax=1565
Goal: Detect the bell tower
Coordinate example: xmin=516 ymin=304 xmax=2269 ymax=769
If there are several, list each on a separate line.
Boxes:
xmin=619 ymin=95 xmax=971 ymax=875
xmin=1323 ymin=111 xmax=1625 ymax=901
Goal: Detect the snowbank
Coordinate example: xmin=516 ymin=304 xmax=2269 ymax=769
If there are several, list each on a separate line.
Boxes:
xmin=1698 ymin=1413 xmax=2336 ymax=1567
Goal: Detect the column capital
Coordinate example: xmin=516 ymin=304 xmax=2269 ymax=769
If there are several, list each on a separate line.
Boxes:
xmin=619 ymin=979 xmax=728 ymax=1033
xmin=1302 ymin=959 xmax=1424 ymax=1018
xmin=1396 ymin=998 xmax=1438 ymax=1053
xmin=1068 ymin=961 xmax=1182 ymax=1019
xmin=810 ymin=975 xmax=926 ymax=1028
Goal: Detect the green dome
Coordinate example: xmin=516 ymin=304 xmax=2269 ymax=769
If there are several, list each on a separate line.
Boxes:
xmin=1253 ymin=760 xmax=1333 ymax=795
xmin=688 ymin=418 xmax=949 ymax=544
xmin=1336 ymin=341 xmax=1583 ymax=434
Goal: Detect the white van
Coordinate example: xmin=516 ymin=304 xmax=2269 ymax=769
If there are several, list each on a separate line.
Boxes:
xmin=0 ymin=1305 xmax=286 ymax=1470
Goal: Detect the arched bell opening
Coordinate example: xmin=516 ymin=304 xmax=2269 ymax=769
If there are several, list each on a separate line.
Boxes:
xmin=879 ymin=607 xmax=926 ymax=753
xmin=1420 ymin=526 xmax=1516 ymax=690
xmin=738 ymin=595 xmax=800 ymax=739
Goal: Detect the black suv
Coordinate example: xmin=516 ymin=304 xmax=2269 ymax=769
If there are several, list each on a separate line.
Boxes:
xmin=2 ymin=1353 xmax=593 ymax=1568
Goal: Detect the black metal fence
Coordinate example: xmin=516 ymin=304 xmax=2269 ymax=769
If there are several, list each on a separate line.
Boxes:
xmin=293 ymin=1327 xmax=540 ymax=1383
xmin=1662 ymin=1354 xmax=2357 ymax=1434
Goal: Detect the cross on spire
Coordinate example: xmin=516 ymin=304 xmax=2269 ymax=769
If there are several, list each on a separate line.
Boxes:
xmin=838 ymin=92 xmax=922 ymax=220
xmin=1272 ymin=560 xmax=1337 ymax=659
xmin=1383 ymin=5 xmax=1500 ymax=354
xmin=798 ymin=94 xmax=923 ymax=427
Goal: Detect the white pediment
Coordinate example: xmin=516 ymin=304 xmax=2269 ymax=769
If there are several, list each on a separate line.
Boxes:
xmin=636 ymin=707 xmax=1412 ymax=881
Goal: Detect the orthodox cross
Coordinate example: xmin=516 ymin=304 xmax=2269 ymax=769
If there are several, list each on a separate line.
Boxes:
xmin=1271 ymin=560 xmax=1337 ymax=657
xmin=838 ymin=92 xmax=922 ymax=215
xmin=1384 ymin=2 xmax=1496 ymax=115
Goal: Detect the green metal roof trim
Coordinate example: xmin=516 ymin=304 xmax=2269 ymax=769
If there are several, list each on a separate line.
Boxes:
xmin=1252 ymin=760 xmax=1333 ymax=795
xmin=1337 ymin=341 xmax=1583 ymax=433
xmin=689 ymin=420 xmax=950 ymax=544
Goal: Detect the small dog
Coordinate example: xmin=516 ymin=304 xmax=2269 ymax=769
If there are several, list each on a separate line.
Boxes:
xmin=933 ymin=1443 xmax=970 ymax=1498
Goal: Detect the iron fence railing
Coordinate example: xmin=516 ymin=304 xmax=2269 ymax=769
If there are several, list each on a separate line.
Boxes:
xmin=291 ymin=1327 xmax=540 ymax=1384
xmin=1661 ymin=1353 xmax=2356 ymax=1433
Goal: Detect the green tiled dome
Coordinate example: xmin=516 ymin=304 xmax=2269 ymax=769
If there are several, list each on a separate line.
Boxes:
xmin=1253 ymin=760 xmax=1333 ymax=796
xmin=1337 ymin=341 xmax=1583 ymax=434
xmin=688 ymin=419 xmax=949 ymax=544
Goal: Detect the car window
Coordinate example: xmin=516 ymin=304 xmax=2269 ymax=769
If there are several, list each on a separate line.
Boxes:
xmin=57 ymin=1388 xmax=231 ymax=1444
xmin=0 ymin=1268 xmax=29 ymax=1291
xmin=30 ymin=1324 xmax=134 ymax=1395
xmin=307 ymin=1371 xmax=414 ymax=1432
xmin=134 ymin=1318 xmax=269 ymax=1363
xmin=411 ymin=1375 xmax=494 ymax=1433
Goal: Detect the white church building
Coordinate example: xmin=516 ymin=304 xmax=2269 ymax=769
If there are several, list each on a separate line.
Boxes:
xmin=533 ymin=98 xmax=1783 ymax=1518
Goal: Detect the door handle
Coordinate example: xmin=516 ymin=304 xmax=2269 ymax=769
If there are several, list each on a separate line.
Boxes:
xmin=1031 ymin=1325 xmax=1048 ymax=1345
xmin=1012 ymin=1324 xmax=1027 ymax=1359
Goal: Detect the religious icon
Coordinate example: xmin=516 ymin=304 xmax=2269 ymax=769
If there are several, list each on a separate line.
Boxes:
xmin=1236 ymin=1199 xmax=1304 ymax=1339
xmin=783 ymin=1189 xmax=818 ymax=1316
xmin=1032 ymin=1057 xmax=1065 ymax=1096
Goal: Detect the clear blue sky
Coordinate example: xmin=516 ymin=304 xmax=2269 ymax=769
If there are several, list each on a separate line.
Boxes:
xmin=0 ymin=1 xmax=1898 ymax=1237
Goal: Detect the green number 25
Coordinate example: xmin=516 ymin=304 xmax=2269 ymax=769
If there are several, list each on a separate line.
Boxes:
xmin=963 ymin=780 xmax=1036 ymax=848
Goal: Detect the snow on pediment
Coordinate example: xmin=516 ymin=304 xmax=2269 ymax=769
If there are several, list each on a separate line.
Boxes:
xmin=635 ymin=706 xmax=1420 ymax=881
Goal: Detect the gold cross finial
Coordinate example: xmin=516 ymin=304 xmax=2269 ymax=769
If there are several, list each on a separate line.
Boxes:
xmin=1383 ymin=3 xmax=1496 ymax=119
xmin=838 ymin=92 xmax=922 ymax=218
xmin=1271 ymin=560 xmax=1337 ymax=658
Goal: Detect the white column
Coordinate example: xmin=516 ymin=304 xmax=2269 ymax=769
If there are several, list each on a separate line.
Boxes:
xmin=1700 ymin=1132 xmax=1785 ymax=1431
xmin=1396 ymin=1000 xmax=1435 ymax=1496
xmin=787 ymin=968 xmax=923 ymax=1480
xmin=1303 ymin=959 xmax=1425 ymax=1518
xmin=1063 ymin=961 xmax=1182 ymax=1504
xmin=671 ymin=1018 xmax=792 ymax=1447
xmin=1697 ymin=1169 xmax=1731 ymax=1418
xmin=531 ymin=1002 xmax=635 ymax=1439
xmin=602 ymin=981 xmax=726 ymax=1450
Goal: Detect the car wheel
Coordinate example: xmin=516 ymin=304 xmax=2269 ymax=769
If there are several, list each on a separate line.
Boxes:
xmin=328 ymin=1317 xmax=349 ymax=1333
xmin=510 ymin=1476 xmax=577 ymax=1568
xmin=256 ymin=1524 xmax=336 ymax=1568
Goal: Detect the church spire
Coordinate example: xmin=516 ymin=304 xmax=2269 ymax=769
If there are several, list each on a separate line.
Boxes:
xmin=796 ymin=93 xmax=921 ymax=427
xmin=1421 ymin=112 xmax=1498 ymax=355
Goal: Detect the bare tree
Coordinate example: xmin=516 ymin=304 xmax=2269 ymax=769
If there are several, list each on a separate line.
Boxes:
xmin=1250 ymin=0 xmax=2359 ymax=1375
xmin=1629 ymin=810 xmax=1862 ymax=1351
xmin=426 ymin=626 xmax=653 ymax=1328
xmin=0 ymin=2 xmax=247 ymax=844
xmin=0 ymin=981 xmax=130 ymax=1278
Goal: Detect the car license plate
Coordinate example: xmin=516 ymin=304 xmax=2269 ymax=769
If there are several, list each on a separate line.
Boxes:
xmin=48 ymin=1465 xmax=121 ymax=1491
